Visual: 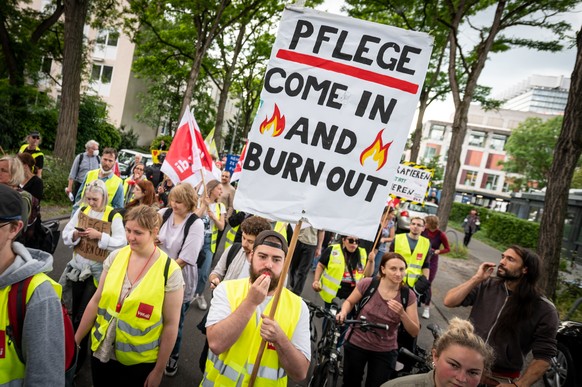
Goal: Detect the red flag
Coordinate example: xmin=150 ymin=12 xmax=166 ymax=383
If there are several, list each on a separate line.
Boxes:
xmin=230 ymin=140 xmax=248 ymax=182
xmin=113 ymin=160 xmax=120 ymax=177
xmin=161 ymin=109 xmax=199 ymax=184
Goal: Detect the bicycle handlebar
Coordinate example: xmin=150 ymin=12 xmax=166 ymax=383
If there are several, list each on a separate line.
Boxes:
xmin=344 ymin=319 xmax=389 ymax=331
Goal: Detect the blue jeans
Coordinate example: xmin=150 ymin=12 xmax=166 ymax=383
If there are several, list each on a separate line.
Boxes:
xmin=170 ymin=301 xmax=191 ymax=360
xmin=195 ymin=233 xmax=212 ymax=295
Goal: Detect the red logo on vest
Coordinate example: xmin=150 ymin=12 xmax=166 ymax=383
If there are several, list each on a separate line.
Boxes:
xmin=136 ymin=303 xmax=154 ymax=320
xmin=416 ymin=253 xmax=423 ymax=261
xmin=0 ymin=330 xmax=5 ymax=358
xmin=267 ymin=341 xmax=276 ymax=351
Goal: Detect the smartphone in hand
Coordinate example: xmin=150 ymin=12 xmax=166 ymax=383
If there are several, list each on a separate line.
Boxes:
xmin=74 ymin=227 xmax=86 ymax=232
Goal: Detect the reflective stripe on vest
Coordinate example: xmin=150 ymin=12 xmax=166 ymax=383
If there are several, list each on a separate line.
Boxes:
xmin=91 ymin=246 xmax=180 ymax=365
xmin=210 ymin=203 xmax=225 ymax=253
xmin=394 ymin=234 xmax=430 ymax=287
xmin=201 ymin=278 xmax=301 ymax=386
xmin=18 ymin=144 xmax=43 ymax=174
xmin=224 ymin=226 xmax=238 ymax=250
xmin=0 ymin=273 xmax=61 ymax=385
xmin=319 ymin=244 xmax=367 ymax=303
xmin=81 ymin=169 xmax=123 ymax=207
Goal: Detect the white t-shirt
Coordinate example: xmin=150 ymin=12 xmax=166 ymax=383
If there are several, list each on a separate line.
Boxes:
xmin=206 ymin=282 xmax=311 ymax=361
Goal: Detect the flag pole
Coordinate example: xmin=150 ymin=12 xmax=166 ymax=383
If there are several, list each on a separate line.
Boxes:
xmin=371 ymin=207 xmax=390 ymax=252
xmin=248 ymin=220 xmax=302 ymax=387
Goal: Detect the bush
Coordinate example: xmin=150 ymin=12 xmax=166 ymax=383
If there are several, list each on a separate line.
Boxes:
xmin=76 ymin=96 xmax=121 ymax=153
xmin=446 ymin=243 xmax=469 ymax=259
xmin=484 ymin=212 xmax=539 ymax=249
xmin=450 ymin=202 xmax=496 ymax=225
xmin=150 ymin=135 xmax=173 ymax=151
xmin=42 ymin=155 xmax=70 ymax=204
xmin=118 ymin=126 xmax=140 ymax=150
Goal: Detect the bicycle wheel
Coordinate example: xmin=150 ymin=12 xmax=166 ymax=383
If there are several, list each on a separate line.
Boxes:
xmin=309 ymin=361 xmax=339 ymax=387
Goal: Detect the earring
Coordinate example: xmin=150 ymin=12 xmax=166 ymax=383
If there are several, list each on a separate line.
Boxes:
xmin=431 ymin=361 xmax=435 ymax=368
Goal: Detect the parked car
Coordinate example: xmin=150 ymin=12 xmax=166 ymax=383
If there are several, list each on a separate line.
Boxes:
xmin=544 ymin=297 xmax=582 ymax=387
xmin=394 ymin=202 xmax=438 ymax=232
xmin=117 ymin=149 xmax=153 ymax=178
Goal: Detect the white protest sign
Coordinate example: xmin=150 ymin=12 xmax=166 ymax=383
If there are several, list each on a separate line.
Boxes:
xmin=389 ymin=162 xmax=434 ymax=203
xmin=234 ymin=7 xmax=433 ymax=240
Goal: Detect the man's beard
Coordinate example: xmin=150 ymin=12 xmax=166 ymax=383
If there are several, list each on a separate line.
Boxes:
xmin=100 ymin=166 xmax=113 ymax=176
xmin=497 ymin=266 xmax=522 ymax=281
xmin=249 ymin=267 xmax=279 ymax=292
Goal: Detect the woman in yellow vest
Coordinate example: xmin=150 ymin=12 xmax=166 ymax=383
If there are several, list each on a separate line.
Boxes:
xmin=336 ymin=253 xmax=420 ymax=386
xmin=312 ymin=235 xmax=375 ymax=306
xmin=193 ymin=179 xmax=225 ymax=310
xmin=18 ymin=130 xmax=44 ymax=177
xmin=75 ymin=205 xmax=184 ymax=387
xmin=60 ymin=179 xmax=127 ymax=372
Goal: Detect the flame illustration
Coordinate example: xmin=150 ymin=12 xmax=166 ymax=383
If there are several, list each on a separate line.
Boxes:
xmin=360 ymin=129 xmax=392 ymax=171
xmin=259 ymin=104 xmax=285 ymax=137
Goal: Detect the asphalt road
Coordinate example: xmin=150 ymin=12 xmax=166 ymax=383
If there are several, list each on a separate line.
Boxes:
xmin=47 ymin=220 xmax=459 ymax=387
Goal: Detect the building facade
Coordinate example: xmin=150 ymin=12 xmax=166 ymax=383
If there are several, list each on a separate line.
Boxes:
xmin=499 ymin=74 xmax=570 ymax=115
xmin=418 ymin=105 xmax=557 ymax=210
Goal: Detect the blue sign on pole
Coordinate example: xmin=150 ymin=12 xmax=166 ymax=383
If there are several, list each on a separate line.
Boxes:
xmin=225 ymin=154 xmax=240 ymax=173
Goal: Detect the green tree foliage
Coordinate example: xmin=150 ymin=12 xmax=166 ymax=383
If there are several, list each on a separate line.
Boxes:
xmin=421 ymin=155 xmax=444 ymax=187
xmin=502 ymin=116 xmax=562 ymax=189
xmin=118 ymin=127 xmax=140 ymax=150
xmin=75 ymin=96 xmax=121 ymax=153
xmin=436 ymin=0 xmax=577 ymax=232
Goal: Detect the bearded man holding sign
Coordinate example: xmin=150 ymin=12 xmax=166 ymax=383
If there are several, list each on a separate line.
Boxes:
xmin=202 ymin=231 xmax=311 ymax=386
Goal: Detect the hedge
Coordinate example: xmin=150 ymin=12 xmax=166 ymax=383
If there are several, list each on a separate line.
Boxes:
xmin=448 ymin=202 xmax=538 ymax=249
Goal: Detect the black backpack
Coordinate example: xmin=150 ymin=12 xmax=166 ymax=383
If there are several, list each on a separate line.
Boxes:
xmin=161 ymin=208 xmax=203 ymax=264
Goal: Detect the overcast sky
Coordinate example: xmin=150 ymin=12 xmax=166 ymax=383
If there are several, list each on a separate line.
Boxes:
xmin=314 ymin=0 xmax=582 ymax=121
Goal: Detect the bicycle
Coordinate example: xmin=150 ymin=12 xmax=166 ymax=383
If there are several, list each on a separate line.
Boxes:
xmin=303 ymin=299 xmax=389 ymax=387
xmin=391 ymin=322 xmax=442 ymax=379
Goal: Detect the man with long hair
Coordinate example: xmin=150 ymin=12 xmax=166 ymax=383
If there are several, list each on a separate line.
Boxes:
xmin=444 ymin=246 xmax=559 ymax=387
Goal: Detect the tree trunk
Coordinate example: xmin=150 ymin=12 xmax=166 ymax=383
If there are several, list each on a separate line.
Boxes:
xmin=409 ymin=90 xmax=428 ymax=163
xmin=54 ymin=0 xmax=90 ymax=165
xmin=437 ymin=0 xmax=506 ymax=232
xmin=215 ymin=23 xmax=247 ymax=152
xmin=538 ymin=28 xmax=582 ymax=299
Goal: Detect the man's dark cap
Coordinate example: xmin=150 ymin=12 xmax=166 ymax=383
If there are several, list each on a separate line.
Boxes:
xmin=29 ymin=130 xmax=40 ymax=137
xmin=0 ymin=184 xmax=23 ymax=221
xmin=253 ymin=230 xmax=288 ymax=255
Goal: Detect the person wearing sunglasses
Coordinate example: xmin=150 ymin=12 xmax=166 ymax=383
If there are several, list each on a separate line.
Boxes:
xmin=123 ymin=163 xmax=147 ymax=205
xmin=18 ymin=130 xmax=44 ymax=178
xmin=312 ymin=235 xmax=374 ymax=307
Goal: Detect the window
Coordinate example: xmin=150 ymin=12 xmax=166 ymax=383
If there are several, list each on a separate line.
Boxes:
xmin=423 ymin=145 xmax=440 ymax=160
xmin=481 ymin=174 xmax=500 ymax=190
xmin=464 ymin=150 xmax=483 ymax=167
xmin=460 ymin=170 xmax=478 ymax=187
xmin=91 ymin=64 xmax=113 ymax=84
xmin=96 ymin=30 xmax=120 ymax=47
xmin=429 ymin=124 xmax=445 ymax=141
xmin=489 ymin=134 xmax=507 ymax=151
xmin=468 ymin=131 xmax=486 ymax=147
xmin=486 ymin=154 xmax=505 ymax=171
xmin=40 ymin=57 xmax=52 ymax=74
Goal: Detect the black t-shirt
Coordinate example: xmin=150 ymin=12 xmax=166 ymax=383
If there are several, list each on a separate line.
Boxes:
xmin=22 ymin=176 xmax=43 ymax=201
xmin=21 ymin=148 xmax=44 ymax=170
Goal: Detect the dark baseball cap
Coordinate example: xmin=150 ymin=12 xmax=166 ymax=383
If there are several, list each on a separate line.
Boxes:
xmin=29 ymin=130 xmax=40 ymax=137
xmin=0 ymin=184 xmax=23 ymax=222
xmin=253 ymin=230 xmax=288 ymax=255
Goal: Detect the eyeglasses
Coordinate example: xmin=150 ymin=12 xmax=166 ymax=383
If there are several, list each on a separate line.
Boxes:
xmin=347 ymin=238 xmax=359 ymax=244
xmin=31 ymin=136 xmax=40 ymax=139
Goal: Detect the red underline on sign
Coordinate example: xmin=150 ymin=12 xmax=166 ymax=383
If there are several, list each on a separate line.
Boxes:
xmin=276 ymin=49 xmax=419 ymax=95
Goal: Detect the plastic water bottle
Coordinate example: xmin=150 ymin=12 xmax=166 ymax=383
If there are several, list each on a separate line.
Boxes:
xmin=65 ymin=188 xmax=75 ymax=202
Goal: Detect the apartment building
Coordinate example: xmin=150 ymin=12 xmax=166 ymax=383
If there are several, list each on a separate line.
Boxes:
xmin=499 ymin=74 xmax=570 ymax=115
xmin=418 ymin=105 xmax=557 ymax=209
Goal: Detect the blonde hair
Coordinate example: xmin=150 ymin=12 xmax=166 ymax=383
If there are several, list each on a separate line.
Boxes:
xmin=0 ymin=156 xmax=25 ymax=187
xmin=82 ymin=179 xmax=108 ymax=212
xmin=124 ymin=205 xmax=161 ymax=233
xmin=168 ymin=183 xmax=198 ymax=212
xmin=434 ymin=317 xmax=494 ymax=372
